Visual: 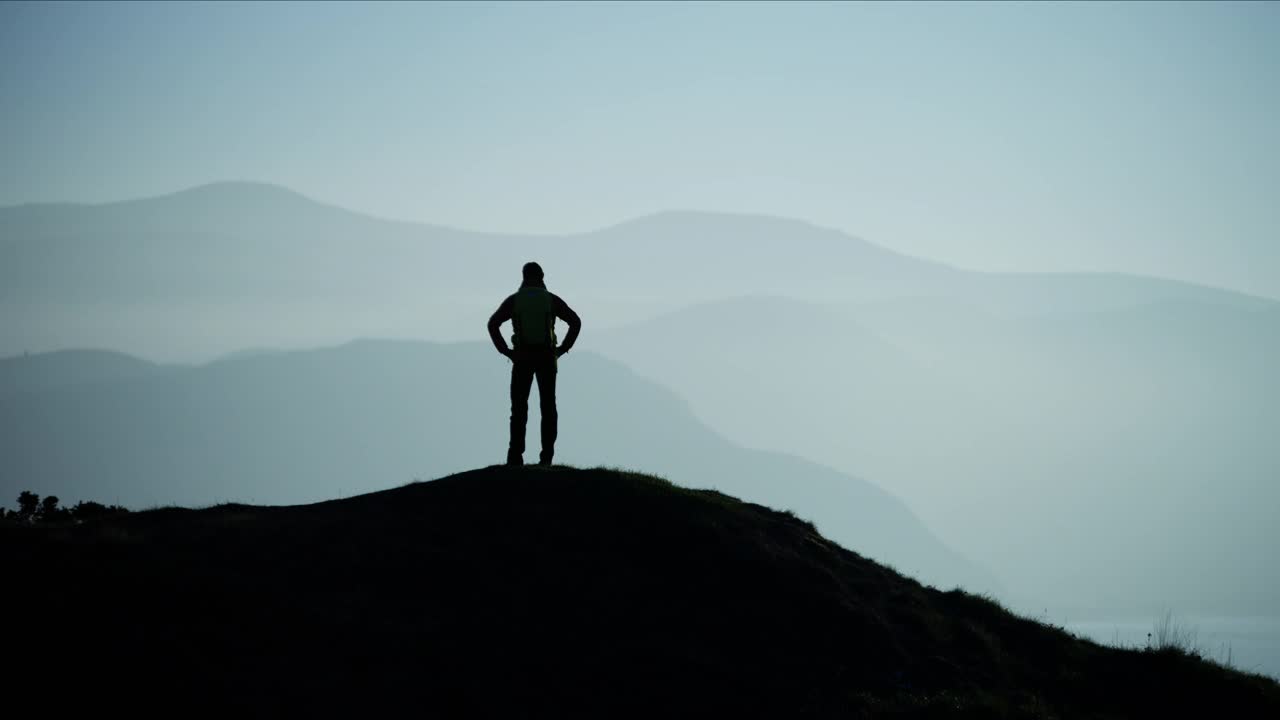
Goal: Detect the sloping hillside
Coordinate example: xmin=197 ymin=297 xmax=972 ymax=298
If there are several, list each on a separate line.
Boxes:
xmin=5 ymin=466 xmax=1276 ymax=717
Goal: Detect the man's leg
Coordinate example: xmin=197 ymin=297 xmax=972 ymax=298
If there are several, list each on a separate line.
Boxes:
xmin=509 ymin=358 xmax=535 ymax=465
xmin=534 ymin=354 xmax=558 ymax=465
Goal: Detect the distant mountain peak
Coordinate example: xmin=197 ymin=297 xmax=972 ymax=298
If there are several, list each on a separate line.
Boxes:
xmin=143 ymin=180 xmax=326 ymax=209
xmin=0 ymin=181 xmax=322 ymax=213
xmin=166 ymin=180 xmax=309 ymax=198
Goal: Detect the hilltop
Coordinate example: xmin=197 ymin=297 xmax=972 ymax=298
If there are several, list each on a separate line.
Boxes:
xmin=6 ymin=466 xmax=1277 ymax=717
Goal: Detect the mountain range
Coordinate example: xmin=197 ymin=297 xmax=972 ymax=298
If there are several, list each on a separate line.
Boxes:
xmin=588 ymin=294 xmax=1280 ymax=615
xmin=2 ymin=182 xmax=1269 ymax=361
xmin=0 ymin=341 xmax=998 ymax=595
xmin=2 ymin=181 xmax=1276 ymax=617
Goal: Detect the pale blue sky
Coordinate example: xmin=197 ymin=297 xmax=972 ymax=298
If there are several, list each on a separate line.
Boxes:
xmin=2 ymin=1 xmax=1277 ymax=297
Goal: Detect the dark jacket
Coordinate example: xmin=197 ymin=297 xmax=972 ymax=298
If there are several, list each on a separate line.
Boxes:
xmin=488 ymin=279 xmax=582 ymax=356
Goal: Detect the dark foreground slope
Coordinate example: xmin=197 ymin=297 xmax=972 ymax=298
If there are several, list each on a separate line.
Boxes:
xmin=6 ymin=467 xmax=1277 ymax=718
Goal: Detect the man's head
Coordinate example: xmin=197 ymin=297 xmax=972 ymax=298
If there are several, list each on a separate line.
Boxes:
xmin=522 ymin=262 xmax=544 ymax=282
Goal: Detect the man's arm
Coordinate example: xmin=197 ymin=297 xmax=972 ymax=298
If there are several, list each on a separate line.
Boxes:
xmin=487 ymin=297 xmax=515 ymax=357
xmin=552 ymin=294 xmax=582 ymax=356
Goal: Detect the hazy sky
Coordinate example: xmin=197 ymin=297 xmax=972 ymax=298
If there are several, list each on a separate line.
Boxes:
xmin=2 ymin=1 xmax=1277 ymax=298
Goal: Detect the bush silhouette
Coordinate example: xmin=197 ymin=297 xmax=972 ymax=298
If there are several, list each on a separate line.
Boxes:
xmin=16 ymin=491 xmax=39 ymax=523
xmin=3 ymin=491 xmax=128 ymax=525
xmin=37 ymin=495 xmax=70 ymax=524
xmin=69 ymin=500 xmax=128 ymax=522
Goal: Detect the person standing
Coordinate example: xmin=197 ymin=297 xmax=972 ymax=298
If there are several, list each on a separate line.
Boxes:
xmin=487 ymin=262 xmax=582 ymax=466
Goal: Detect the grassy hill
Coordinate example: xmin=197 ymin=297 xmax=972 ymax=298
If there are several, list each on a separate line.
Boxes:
xmin=6 ymin=465 xmax=1277 ymax=718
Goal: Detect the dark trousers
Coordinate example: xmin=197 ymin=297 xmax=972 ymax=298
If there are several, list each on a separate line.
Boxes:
xmin=509 ymin=347 xmax=557 ymax=463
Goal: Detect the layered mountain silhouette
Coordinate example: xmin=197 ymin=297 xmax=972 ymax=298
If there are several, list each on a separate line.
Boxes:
xmin=0 ymin=341 xmax=996 ymax=594
xmin=6 ymin=466 xmax=1277 ymax=717
xmin=589 ymin=295 xmax=1280 ymax=615
xmin=1 ymin=182 xmax=1270 ymax=359
xmin=0 ymin=348 xmax=161 ymax=395
xmin=4 ymin=182 xmax=1268 ymax=309
xmin=3 ymin=182 xmax=1276 ymax=618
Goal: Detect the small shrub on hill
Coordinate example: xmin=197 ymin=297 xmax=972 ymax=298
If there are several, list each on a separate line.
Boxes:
xmin=1 ymin=491 xmax=129 ymax=526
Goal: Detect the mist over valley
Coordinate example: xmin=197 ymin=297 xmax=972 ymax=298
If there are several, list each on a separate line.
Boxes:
xmin=3 ymin=184 xmax=1275 ymax=630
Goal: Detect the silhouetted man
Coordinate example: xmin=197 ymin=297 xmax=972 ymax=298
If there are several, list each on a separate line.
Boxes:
xmin=488 ymin=262 xmax=582 ymax=466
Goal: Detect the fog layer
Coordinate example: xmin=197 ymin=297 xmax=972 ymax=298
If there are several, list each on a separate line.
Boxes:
xmin=2 ymin=183 xmax=1275 ymax=618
